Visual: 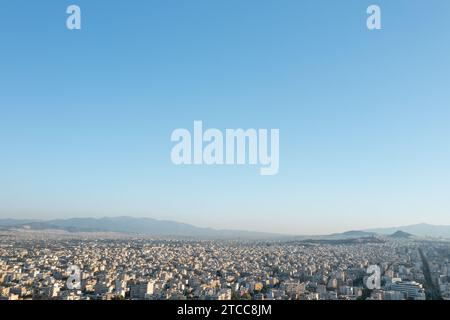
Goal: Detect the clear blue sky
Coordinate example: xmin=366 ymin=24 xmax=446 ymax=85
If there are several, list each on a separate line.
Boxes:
xmin=1 ymin=0 xmax=449 ymax=234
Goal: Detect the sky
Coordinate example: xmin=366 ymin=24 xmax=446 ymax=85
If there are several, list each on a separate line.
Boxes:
xmin=0 ymin=0 xmax=449 ymax=235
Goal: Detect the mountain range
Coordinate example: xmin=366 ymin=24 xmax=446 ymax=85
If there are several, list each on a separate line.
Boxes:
xmin=365 ymin=223 xmax=450 ymax=238
xmin=0 ymin=217 xmax=449 ymax=239
xmin=0 ymin=217 xmax=282 ymax=239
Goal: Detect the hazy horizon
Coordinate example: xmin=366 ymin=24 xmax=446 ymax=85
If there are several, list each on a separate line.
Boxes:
xmin=1 ymin=214 xmax=449 ymax=237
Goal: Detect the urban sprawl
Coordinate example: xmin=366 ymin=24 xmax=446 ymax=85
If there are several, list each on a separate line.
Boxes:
xmin=1 ymin=233 xmax=449 ymax=300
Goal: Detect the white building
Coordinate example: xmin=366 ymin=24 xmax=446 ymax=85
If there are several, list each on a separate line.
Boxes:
xmin=389 ymin=281 xmax=425 ymax=300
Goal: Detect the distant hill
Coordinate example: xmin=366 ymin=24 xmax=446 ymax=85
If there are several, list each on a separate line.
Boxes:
xmin=0 ymin=219 xmax=39 ymax=227
xmin=327 ymin=230 xmax=377 ymax=239
xmin=366 ymin=223 xmax=450 ymax=238
xmin=389 ymin=230 xmax=414 ymax=239
xmin=0 ymin=217 xmax=283 ymax=240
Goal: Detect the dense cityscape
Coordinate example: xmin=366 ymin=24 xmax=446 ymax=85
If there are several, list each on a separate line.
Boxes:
xmin=1 ymin=232 xmax=449 ymax=301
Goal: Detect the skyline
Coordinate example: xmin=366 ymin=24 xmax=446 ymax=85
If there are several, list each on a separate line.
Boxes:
xmin=1 ymin=1 xmax=450 ymax=234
